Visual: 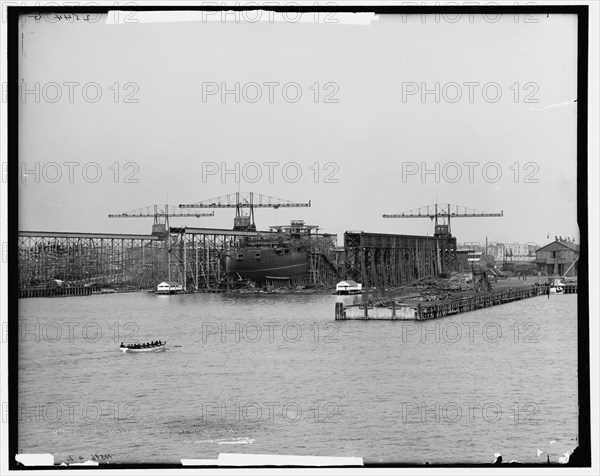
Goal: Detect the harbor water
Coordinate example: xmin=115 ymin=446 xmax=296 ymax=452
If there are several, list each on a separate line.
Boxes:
xmin=17 ymin=291 xmax=578 ymax=465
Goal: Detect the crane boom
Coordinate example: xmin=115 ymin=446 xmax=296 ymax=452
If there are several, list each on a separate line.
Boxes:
xmin=179 ymin=192 xmax=310 ymax=209
xmin=179 ymin=192 xmax=311 ymax=231
xmin=109 ymin=204 xmax=214 ymax=218
xmin=108 ymin=204 xmax=213 ymax=235
xmin=383 ymin=204 xmax=503 ymax=219
xmin=383 ymin=203 xmax=503 ymax=236
xmin=562 ymin=257 xmax=579 ymax=278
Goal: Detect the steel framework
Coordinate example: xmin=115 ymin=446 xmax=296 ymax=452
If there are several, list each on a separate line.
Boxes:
xmin=343 ymin=231 xmax=454 ymax=288
xmin=168 ymin=227 xmax=340 ymax=289
xmin=180 ymin=192 xmax=311 ymax=231
xmin=18 ymin=228 xmax=341 ymax=292
xmin=383 ymin=203 xmax=503 ymax=235
xmin=18 ymin=232 xmax=166 ymax=289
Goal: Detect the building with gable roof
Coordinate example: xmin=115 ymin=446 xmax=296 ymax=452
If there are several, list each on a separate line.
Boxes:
xmin=534 ymin=238 xmax=579 ymax=276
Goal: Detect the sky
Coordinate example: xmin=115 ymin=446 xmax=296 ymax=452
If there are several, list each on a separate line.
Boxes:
xmin=17 ymin=10 xmax=580 ymax=248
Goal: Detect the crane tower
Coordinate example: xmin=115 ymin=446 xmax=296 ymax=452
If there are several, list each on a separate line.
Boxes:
xmin=383 ymin=203 xmax=503 ymax=272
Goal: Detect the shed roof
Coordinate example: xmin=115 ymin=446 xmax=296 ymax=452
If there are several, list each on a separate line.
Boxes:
xmin=537 ymin=240 xmax=579 ymax=253
xmin=337 ymin=280 xmax=359 ymax=286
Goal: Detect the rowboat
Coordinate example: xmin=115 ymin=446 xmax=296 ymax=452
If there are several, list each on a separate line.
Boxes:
xmin=120 ymin=342 xmax=166 ymax=353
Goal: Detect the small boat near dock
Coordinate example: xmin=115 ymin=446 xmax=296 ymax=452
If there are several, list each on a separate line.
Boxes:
xmin=549 ymin=278 xmax=565 ymax=294
xmin=335 ymin=279 xmax=364 ymax=295
xmin=120 ymin=341 xmax=166 ymax=353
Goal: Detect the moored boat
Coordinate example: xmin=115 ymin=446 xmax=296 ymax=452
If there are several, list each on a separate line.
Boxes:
xmin=120 ymin=341 xmax=166 ymax=353
xmin=549 ymin=278 xmax=565 ymax=294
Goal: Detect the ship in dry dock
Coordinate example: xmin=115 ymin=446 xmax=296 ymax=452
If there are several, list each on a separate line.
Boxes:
xmin=224 ymin=219 xmax=335 ymax=285
xmin=178 ymin=192 xmax=338 ymax=286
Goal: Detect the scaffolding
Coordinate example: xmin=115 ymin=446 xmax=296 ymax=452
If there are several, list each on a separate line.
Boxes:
xmin=343 ymin=231 xmax=455 ymax=288
xmin=18 ymin=232 xmax=167 ymax=289
xmin=18 ymin=228 xmax=341 ymax=293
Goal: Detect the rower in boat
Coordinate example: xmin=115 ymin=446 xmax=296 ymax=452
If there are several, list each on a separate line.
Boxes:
xmin=120 ymin=340 xmax=167 ymax=352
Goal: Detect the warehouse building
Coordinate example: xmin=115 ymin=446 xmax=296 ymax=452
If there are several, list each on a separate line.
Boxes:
xmin=534 ymin=238 xmax=579 ymax=276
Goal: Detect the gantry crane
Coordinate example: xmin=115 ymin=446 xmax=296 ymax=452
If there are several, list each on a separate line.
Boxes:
xmin=383 ymin=203 xmax=503 ymax=237
xmin=179 ymin=192 xmax=311 ymax=231
xmin=109 ymin=204 xmax=214 ymax=235
xmin=383 ymin=203 xmax=503 ymax=275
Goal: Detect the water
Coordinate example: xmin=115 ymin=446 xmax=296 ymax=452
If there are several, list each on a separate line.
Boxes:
xmin=18 ymin=292 xmax=578 ymax=465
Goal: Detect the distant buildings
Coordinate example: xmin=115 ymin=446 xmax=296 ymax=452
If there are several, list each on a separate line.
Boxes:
xmin=459 ymin=241 xmax=550 ymax=263
xmin=457 ymin=237 xmax=579 ymax=277
xmin=534 ymin=238 xmax=579 ymax=277
xmin=478 ymin=242 xmax=538 ymax=262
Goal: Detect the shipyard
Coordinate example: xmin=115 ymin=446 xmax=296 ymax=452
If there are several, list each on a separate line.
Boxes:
xmin=6 ymin=5 xmax=590 ymax=472
xmin=17 ymin=197 xmax=579 ymax=310
xmin=13 ymin=191 xmax=584 ymax=467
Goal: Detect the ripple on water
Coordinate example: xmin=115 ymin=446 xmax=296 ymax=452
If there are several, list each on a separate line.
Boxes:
xmin=18 ymin=292 xmax=579 ymax=464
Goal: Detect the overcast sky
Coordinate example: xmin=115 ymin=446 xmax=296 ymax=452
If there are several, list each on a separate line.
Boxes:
xmin=18 ymin=10 xmax=579 ymax=247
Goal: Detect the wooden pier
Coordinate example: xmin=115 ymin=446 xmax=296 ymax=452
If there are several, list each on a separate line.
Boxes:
xmin=18 ymin=285 xmax=93 ymax=299
xmin=335 ymin=283 xmax=577 ymax=321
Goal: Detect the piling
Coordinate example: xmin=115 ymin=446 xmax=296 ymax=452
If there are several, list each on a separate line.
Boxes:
xmin=18 ymin=285 xmax=93 ymax=299
xmin=335 ymin=302 xmax=344 ymax=320
xmin=335 ymin=283 xmax=577 ymax=321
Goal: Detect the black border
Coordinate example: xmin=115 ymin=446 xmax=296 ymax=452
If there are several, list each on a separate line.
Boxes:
xmin=7 ymin=4 xmax=591 ymax=470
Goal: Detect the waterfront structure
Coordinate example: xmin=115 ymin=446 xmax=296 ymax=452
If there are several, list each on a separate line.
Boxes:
xmin=18 ymin=231 xmax=165 ymax=289
xmin=156 ymin=281 xmax=183 ymax=294
xmin=334 ymin=282 xmax=578 ymax=321
xmin=18 ymin=226 xmax=342 ymax=294
xmin=335 ymin=279 xmax=362 ymax=294
xmin=534 ymin=238 xmax=579 ymax=276
xmin=343 ymin=231 xmax=455 ymax=288
xmin=223 ymin=220 xmax=337 ymax=285
xmin=456 ymin=250 xmax=472 ymax=271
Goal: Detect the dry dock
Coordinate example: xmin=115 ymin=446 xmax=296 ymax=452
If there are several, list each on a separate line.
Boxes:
xmin=335 ymin=283 xmax=577 ymax=321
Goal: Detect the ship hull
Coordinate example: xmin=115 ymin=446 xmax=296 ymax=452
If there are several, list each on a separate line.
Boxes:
xmin=224 ymin=248 xmax=309 ymax=282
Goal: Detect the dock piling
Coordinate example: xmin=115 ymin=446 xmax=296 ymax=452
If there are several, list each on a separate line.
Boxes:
xmin=335 ymin=302 xmax=344 ymax=320
xmin=335 ymin=283 xmax=577 ymax=321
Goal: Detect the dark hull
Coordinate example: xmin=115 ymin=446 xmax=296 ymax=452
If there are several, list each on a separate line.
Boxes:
xmin=224 ymin=248 xmax=309 ymax=282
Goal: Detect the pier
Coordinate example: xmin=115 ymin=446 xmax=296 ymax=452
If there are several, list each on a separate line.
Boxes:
xmin=18 ymin=284 xmax=94 ymax=299
xmin=334 ymin=283 xmax=577 ymax=321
